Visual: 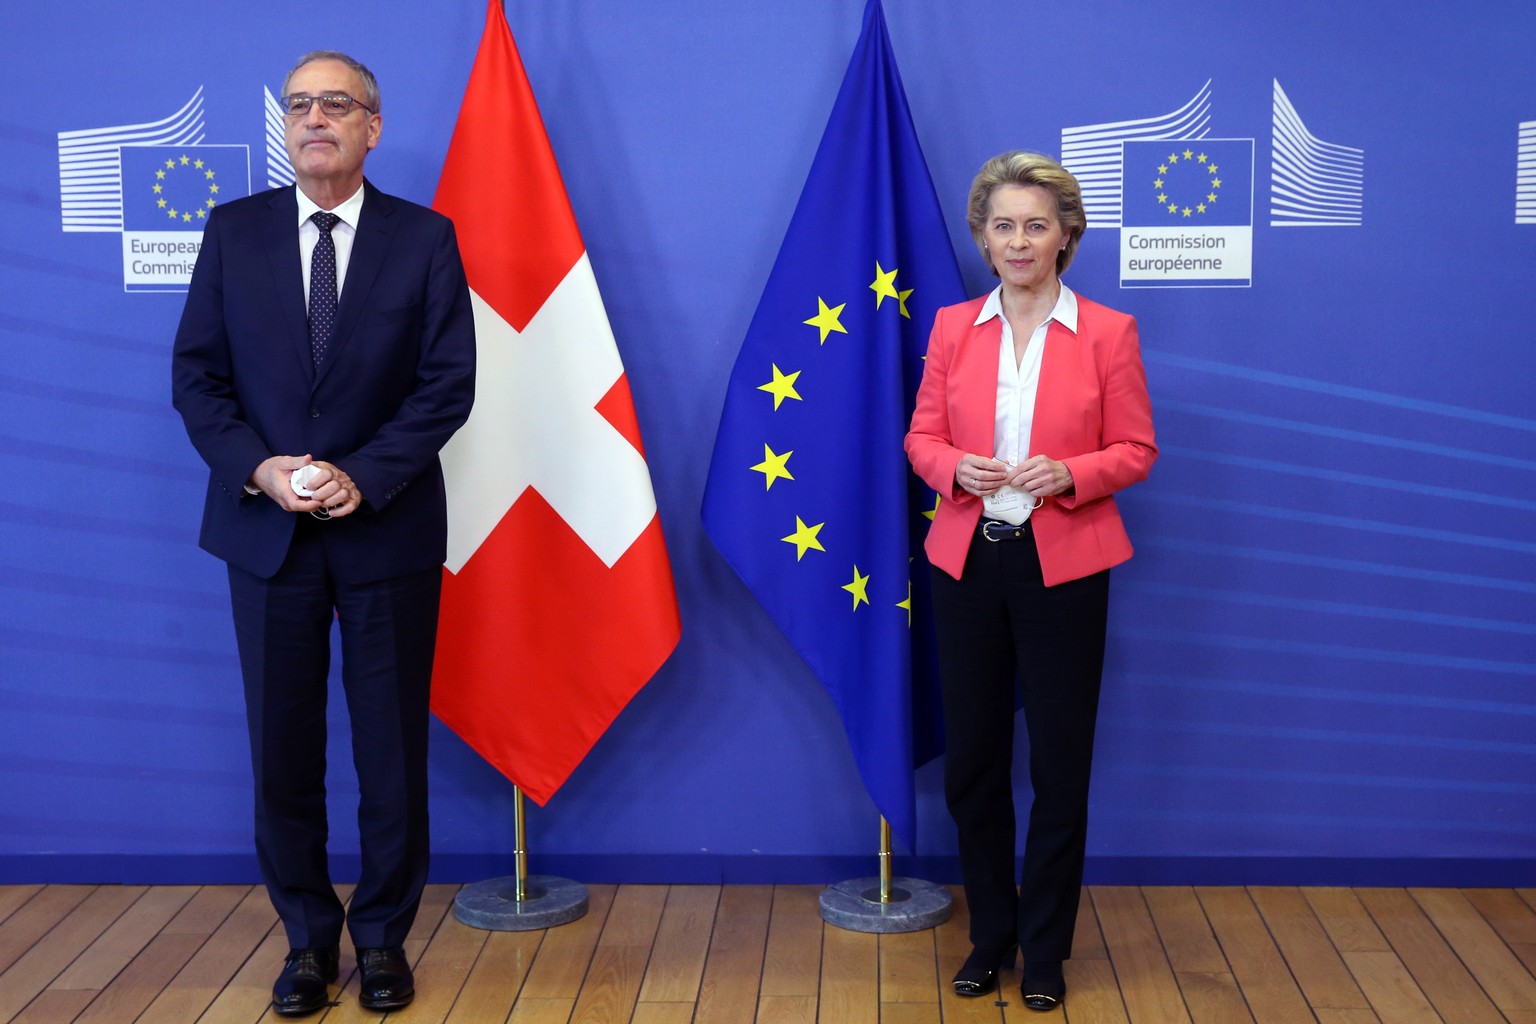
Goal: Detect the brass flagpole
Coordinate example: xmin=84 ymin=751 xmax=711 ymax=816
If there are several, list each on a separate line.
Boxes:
xmin=512 ymin=784 xmax=529 ymax=902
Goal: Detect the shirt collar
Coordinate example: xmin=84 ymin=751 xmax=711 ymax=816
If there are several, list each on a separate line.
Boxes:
xmin=296 ymin=183 xmax=365 ymax=230
xmin=974 ymin=282 xmax=1079 ymax=334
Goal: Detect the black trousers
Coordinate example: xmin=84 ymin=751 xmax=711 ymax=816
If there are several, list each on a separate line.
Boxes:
xmin=929 ymin=523 xmax=1110 ymax=962
xmin=227 ymin=514 xmax=440 ymax=950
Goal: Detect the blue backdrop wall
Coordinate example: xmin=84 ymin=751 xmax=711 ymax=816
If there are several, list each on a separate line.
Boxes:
xmin=1 ymin=0 xmax=1532 ymax=886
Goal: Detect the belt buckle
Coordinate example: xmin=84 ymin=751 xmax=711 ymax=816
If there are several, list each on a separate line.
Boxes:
xmin=982 ymin=519 xmax=1024 ymax=542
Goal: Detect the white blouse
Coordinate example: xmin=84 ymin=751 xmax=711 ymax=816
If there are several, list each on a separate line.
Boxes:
xmin=974 ymin=283 xmax=1078 ymax=525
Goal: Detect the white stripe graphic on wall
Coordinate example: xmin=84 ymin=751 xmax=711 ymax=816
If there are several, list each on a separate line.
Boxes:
xmin=1061 ymin=81 xmax=1212 ymax=229
xmin=264 ymin=87 xmax=296 ymax=189
xmin=57 ymin=89 xmax=206 ymax=232
xmin=1270 ymin=80 xmax=1364 ymax=227
xmin=1518 ymin=121 xmax=1536 ymax=224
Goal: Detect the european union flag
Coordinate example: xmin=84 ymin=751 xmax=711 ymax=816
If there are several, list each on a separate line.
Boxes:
xmin=1121 ymin=138 xmax=1253 ymax=227
xmin=701 ymin=0 xmax=965 ymax=852
xmin=120 ymin=144 xmax=251 ymax=231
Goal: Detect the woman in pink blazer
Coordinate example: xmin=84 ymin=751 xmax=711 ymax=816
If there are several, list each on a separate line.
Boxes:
xmin=906 ymin=152 xmax=1156 ymax=1012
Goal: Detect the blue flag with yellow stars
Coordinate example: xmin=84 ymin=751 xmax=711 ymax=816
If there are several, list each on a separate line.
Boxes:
xmin=701 ymin=0 xmax=965 ymax=853
xmin=1120 ymin=139 xmax=1254 ymax=228
xmin=121 ymin=145 xmax=250 ymax=230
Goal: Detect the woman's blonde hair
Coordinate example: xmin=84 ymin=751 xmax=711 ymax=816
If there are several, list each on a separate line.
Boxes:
xmin=966 ymin=151 xmax=1086 ymax=277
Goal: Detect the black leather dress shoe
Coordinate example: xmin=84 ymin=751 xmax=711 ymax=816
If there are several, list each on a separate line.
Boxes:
xmin=952 ymin=944 xmax=1016 ymax=997
xmin=357 ymin=946 xmax=415 ymax=1010
xmin=272 ymin=946 xmax=339 ymax=1017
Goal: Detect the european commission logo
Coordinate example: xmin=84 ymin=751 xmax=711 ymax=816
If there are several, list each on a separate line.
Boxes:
xmin=1120 ymin=140 xmax=1253 ymax=288
xmin=58 ymin=86 xmax=299 ymax=293
xmin=1061 ymin=79 xmax=1364 ymax=288
xmin=119 ymin=145 xmax=247 ymax=291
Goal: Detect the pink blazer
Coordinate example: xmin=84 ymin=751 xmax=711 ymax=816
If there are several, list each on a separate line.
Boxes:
xmin=905 ymin=291 xmax=1157 ymax=586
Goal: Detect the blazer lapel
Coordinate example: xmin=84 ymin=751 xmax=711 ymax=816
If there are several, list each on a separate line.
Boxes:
xmin=313 ymin=181 xmax=397 ymax=390
xmin=952 ymin=315 xmax=1002 ymax=455
xmin=1029 ymin=318 xmax=1082 ymax=457
xmin=263 ymin=188 xmax=313 ymax=386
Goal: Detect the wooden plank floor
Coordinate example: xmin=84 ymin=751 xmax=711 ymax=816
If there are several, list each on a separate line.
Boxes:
xmin=1 ymin=884 xmax=1533 ymax=1023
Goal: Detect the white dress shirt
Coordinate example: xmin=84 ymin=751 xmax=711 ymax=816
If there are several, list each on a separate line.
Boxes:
xmin=975 ymin=283 xmax=1079 ymax=525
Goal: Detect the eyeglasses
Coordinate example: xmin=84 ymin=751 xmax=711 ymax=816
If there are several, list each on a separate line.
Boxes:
xmin=279 ymin=94 xmax=374 ymax=118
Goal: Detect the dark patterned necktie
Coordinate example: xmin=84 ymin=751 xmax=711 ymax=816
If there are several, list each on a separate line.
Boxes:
xmin=309 ymin=211 xmax=340 ymax=367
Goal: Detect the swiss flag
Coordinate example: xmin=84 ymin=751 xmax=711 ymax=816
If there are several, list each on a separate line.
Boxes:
xmin=430 ymin=0 xmax=681 ymax=804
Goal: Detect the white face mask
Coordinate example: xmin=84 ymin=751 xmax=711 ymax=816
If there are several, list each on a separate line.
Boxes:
xmin=984 ymin=485 xmax=1044 ymax=518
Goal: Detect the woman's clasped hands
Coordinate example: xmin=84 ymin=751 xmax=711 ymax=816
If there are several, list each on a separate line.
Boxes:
xmin=956 ymin=453 xmax=1073 ymax=501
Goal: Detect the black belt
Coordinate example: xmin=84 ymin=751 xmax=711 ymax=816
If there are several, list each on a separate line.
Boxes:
xmin=979 ymin=518 xmax=1032 ymax=542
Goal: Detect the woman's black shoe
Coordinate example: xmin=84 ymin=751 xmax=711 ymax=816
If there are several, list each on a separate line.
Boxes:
xmin=952 ymin=944 xmax=1016 ymax=997
xmin=1021 ymin=989 xmax=1062 ymax=1012
xmin=1021 ymin=960 xmax=1065 ymax=1012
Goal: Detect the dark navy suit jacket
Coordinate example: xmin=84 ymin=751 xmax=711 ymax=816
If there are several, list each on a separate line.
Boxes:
xmin=172 ymin=181 xmax=476 ymax=583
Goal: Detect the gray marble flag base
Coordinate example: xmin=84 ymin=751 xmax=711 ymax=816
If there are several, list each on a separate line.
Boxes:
xmin=819 ymin=876 xmax=952 ymax=933
xmin=454 ymin=875 xmax=589 ymax=931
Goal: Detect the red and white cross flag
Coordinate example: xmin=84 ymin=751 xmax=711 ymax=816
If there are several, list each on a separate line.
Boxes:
xmin=431 ymin=0 xmax=681 ymax=804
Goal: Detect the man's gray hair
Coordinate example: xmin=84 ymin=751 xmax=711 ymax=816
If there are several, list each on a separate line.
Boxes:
xmin=282 ymin=50 xmax=381 ymax=113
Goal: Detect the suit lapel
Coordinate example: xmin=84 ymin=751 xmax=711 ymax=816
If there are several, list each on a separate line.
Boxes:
xmin=263 ymin=188 xmax=313 ymax=385
xmin=313 ymin=181 xmax=397 ymax=390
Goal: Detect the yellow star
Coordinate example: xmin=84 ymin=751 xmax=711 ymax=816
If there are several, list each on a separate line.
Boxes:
xmin=210 ymin=183 xmax=220 ymax=194
xmin=1212 ymin=177 xmax=1223 ymax=189
xmin=183 ymin=212 xmax=193 ymax=222
xmin=841 ymin=565 xmax=870 ymax=610
xmin=1196 ymin=203 xmax=1207 ymax=213
xmin=781 ymin=517 xmax=826 ymax=561
xmin=194 ymin=158 xmax=205 ymax=169
xmin=196 ymin=208 xmax=206 ymax=219
xmin=897 ymin=580 xmax=912 ymax=626
xmin=164 ymin=159 xmax=175 ymax=169
xmin=205 ymin=169 xmax=216 ymax=179
xmin=1167 ymin=202 xmax=1178 ymax=214
xmin=206 ymin=198 xmax=216 ymax=208
xmin=1153 ymin=178 xmax=1164 ymax=189
xmin=896 ymin=288 xmax=913 ymax=319
xmin=1181 ymin=207 xmax=1191 ymax=217
xmin=1207 ymin=193 xmax=1218 ymax=203
xmin=1157 ymin=164 xmax=1168 ymax=174
xmin=1156 ymin=193 xmax=1167 ymax=204
xmin=1198 ymin=153 xmax=1208 ymax=163
xmin=757 ymin=364 xmax=802 ymax=410
xmin=152 ymin=184 xmax=162 ymax=194
xmin=922 ymin=493 xmax=940 ymax=521
xmin=155 ymin=169 xmax=165 ymax=179
xmin=179 ymin=154 xmax=190 ymax=165
xmin=166 ymin=207 xmax=178 ymax=219
xmin=750 ymin=444 xmax=794 ymax=490
xmin=1168 ymin=153 xmax=1179 ymax=163
xmin=1183 ymin=148 xmax=1194 ymax=160
xmin=870 ymin=262 xmax=900 ymax=308
xmin=804 ymin=297 xmax=848 ymax=344
xmin=1209 ymin=164 xmax=1219 ymax=176
xmin=156 ymin=198 xmax=166 ymax=208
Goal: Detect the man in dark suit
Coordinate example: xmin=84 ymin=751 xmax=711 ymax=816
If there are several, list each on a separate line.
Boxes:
xmin=171 ymin=51 xmax=475 ymax=1016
